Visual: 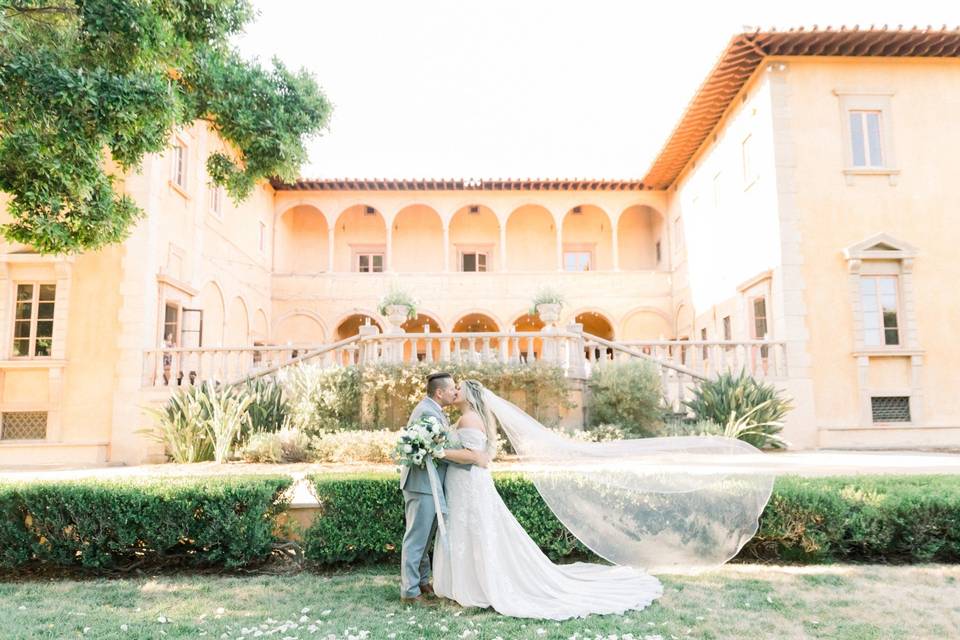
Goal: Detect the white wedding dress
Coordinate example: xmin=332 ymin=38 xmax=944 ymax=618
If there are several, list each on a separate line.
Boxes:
xmin=432 ymin=427 xmax=664 ymax=620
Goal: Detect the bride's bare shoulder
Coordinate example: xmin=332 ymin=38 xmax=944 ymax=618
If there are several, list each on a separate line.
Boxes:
xmin=457 ymin=410 xmax=483 ymax=430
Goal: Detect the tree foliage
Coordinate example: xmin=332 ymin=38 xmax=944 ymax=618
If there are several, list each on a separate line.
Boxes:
xmin=0 ymin=0 xmax=332 ymax=254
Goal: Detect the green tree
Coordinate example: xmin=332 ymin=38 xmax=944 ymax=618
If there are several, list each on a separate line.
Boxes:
xmin=0 ymin=0 xmax=331 ymax=254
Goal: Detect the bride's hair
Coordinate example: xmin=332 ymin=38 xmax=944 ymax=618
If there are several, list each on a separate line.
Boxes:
xmin=460 ymin=379 xmax=498 ymax=459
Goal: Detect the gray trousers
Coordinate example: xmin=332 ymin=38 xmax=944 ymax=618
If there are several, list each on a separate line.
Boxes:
xmin=400 ymin=490 xmax=440 ymax=597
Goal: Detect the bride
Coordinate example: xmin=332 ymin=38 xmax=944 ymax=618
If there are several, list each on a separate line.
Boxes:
xmin=431 ymin=379 xmax=773 ymax=620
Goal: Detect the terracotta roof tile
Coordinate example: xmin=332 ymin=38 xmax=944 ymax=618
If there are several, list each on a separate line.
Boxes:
xmin=642 ymin=26 xmax=960 ymax=190
xmin=271 ymin=177 xmax=649 ymax=191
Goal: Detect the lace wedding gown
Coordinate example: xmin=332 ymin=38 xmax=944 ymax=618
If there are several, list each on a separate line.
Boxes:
xmin=432 ymin=428 xmax=664 ymax=620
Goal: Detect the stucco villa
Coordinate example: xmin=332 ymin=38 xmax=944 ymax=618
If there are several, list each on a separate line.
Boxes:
xmin=1 ymin=26 xmax=959 ymax=465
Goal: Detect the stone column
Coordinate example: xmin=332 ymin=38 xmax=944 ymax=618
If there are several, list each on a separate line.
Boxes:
xmin=327 ymin=226 xmax=335 ymax=273
xmin=555 ymin=221 xmax=563 ymax=271
xmin=612 ymin=220 xmax=620 ymax=271
xmin=442 ymin=223 xmax=450 ymax=272
xmin=499 ymin=223 xmax=507 ymax=271
xmin=385 ymin=222 xmax=393 ymax=273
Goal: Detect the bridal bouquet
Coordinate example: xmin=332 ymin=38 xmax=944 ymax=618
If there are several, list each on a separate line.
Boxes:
xmin=394 ymin=415 xmax=449 ymax=467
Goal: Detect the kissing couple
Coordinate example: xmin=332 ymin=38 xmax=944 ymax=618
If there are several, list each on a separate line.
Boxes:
xmin=399 ymin=372 xmax=664 ymax=620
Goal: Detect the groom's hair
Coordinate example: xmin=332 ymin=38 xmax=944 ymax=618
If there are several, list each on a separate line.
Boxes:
xmin=426 ymin=372 xmax=453 ymax=398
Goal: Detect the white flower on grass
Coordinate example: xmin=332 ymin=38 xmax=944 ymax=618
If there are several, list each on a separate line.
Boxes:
xmin=321 ymin=609 xmax=332 ymax=616
xmin=82 ymin=628 xmax=91 ymax=634
xmin=157 ymin=616 xmax=168 ymax=624
xmin=302 ymin=607 xmax=311 ymax=614
xmin=120 ymin=624 xmax=128 ymax=632
xmin=216 ymin=607 xmax=225 ymax=614
xmin=300 ymin=616 xmax=310 ymax=623
xmin=536 ymin=629 xmax=546 ymax=636
xmin=17 ymin=605 xmax=26 ymax=610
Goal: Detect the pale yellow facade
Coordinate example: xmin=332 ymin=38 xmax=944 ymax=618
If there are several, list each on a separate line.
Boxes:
xmin=1 ymin=45 xmax=958 ymax=465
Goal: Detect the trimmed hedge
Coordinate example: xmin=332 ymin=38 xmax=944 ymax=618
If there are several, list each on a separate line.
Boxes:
xmin=0 ymin=475 xmax=292 ymax=571
xmin=305 ymin=473 xmax=960 ymax=566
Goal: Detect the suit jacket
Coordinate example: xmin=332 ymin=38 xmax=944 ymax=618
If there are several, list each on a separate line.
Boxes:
xmin=400 ymin=396 xmax=470 ymax=495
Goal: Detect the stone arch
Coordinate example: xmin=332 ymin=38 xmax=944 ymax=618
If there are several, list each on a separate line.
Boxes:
xmin=392 ymin=204 xmax=444 ymax=272
xmin=333 ymin=312 xmax=383 ymax=340
xmin=621 ymin=307 xmax=674 ymax=340
xmin=505 ymin=205 xmax=556 ymax=271
xmin=198 ymin=281 xmax=225 ymax=347
xmin=333 ymin=205 xmax=387 ymax=272
xmin=561 ymin=204 xmax=613 ymax=271
xmin=571 ymin=308 xmax=616 ymax=340
xmin=275 ymin=310 xmax=326 ymax=345
xmin=617 ymin=204 xmax=665 ymax=270
xmin=275 ymin=204 xmax=330 ymax=273
xmin=449 ymin=204 xmax=500 ymax=272
xmin=225 ymin=296 xmax=250 ymax=346
xmin=252 ymin=308 xmax=269 ymax=343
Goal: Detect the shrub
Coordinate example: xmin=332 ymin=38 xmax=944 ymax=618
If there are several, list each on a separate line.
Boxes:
xmin=303 ymin=473 xmax=960 ymax=566
xmin=570 ymin=423 xmax=626 ymax=442
xmin=241 ymin=377 xmax=289 ymax=435
xmin=141 ymin=384 xmax=215 ymax=463
xmin=310 ymin=430 xmax=396 ymax=464
xmin=684 ymin=370 xmax=793 ymax=449
xmin=361 ymin=361 xmax=573 ymax=431
xmin=529 ymin=286 xmax=567 ymax=315
xmin=587 ymin=360 xmax=664 ymax=436
xmin=242 ymin=428 xmax=313 ymax=463
xmin=281 ymin=364 xmax=362 ymax=434
xmin=0 ymin=476 xmax=292 ymax=571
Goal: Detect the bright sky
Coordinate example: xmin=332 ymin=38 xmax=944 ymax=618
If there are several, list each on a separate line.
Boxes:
xmin=234 ymin=0 xmax=960 ymax=180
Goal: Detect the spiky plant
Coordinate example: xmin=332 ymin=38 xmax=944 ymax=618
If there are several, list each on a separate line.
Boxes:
xmin=683 ymin=370 xmax=793 ymax=449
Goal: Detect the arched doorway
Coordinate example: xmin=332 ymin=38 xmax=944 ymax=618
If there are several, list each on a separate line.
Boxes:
xmin=401 ymin=313 xmax=443 ymax=361
xmin=335 ymin=314 xmax=383 ymax=340
xmin=393 ymin=205 xmax=443 ymax=272
xmin=449 ymin=204 xmax=499 ymax=272
xmin=333 ymin=205 xmax=387 ymax=273
xmin=618 ymin=205 xmax=664 ymax=270
xmin=561 ymin=205 xmax=613 ymax=271
xmin=452 ymin=313 xmax=501 ymax=360
xmin=576 ymin=310 xmax=615 ymax=361
xmin=511 ymin=312 xmax=544 ymax=362
xmin=505 ymin=205 xmax=555 ymax=271
xmin=276 ymin=205 xmax=329 ymax=272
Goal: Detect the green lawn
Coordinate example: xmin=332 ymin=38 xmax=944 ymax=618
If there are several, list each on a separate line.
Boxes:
xmin=2 ymin=564 xmax=958 ymax=639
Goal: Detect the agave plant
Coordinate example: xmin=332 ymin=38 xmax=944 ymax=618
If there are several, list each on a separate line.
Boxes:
xmin=203 ymin=382 xmax=255 ymax=463
xmin=241 ymin=376 xmax=289 ymax=436
xmin=529 ymin=286 xmax=568 ymax=315
xmin=683 ymin=369 xmax=793 ymax=449
xmin=140 ymin=385 xmax=215 ymax=463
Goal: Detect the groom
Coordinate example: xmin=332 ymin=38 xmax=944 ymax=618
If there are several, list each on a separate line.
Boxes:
xmin=400 ymin=372 xmax=488 ymax=602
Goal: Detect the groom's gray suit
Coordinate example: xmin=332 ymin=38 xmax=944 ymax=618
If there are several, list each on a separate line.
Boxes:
xmin=400 ymin=396 xmax=471 ymax=598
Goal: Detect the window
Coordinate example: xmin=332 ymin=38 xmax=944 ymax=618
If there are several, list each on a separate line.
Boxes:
xmin=848 ymin=110 xmax=884 ymax=168
xmin=752 ymin=296 xmax=769 ymax=358
xmin=209 ymin=184 xmax=223 ymax=217
xmin=180 ymin=308 xmax=202 ymax=348
xmin=722 ymin=315 xmax=731 ymax=341
xmin=564 ymin=251 xmax=591 ymax=272
xmin=258 ymin=221 xmax=266 ymax=253
xmin=655 ymin=241 xmax=662 ymax=264
xmin=871 ymin=396 xmax=910 ymax=423
xmin=461 ymin=252 xmax=488 ymax=272
xmin=163 ymin=304 xmax=179 ymax=346
xmin=0 ymin=411 xmax=47 ymax=440
xmin=12 ymin=283 xmax=55 ymax=357
xmin=701 ymin=327 xmax=708 ymax=360
xmin=171 ymin=142 xmax=187 ymax=190
xmin=859 ymin=275 xmax=899 ymax=346
xmin=357 ymin=253 xmax=384 ymax=273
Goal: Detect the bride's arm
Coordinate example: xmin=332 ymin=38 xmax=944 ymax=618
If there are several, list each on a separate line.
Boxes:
xmin=443 ymin=448 xmax=488 ymax=467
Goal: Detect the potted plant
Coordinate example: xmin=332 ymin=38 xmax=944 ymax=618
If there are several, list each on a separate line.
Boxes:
xmin=378 ymin=286 xmax=419 ymax=332
xmin=530 ymin=287 xmax=567 ymax=325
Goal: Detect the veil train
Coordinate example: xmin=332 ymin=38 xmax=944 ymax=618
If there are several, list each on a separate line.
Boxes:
xmin=478 ymin=386 xmax=775 ymax=574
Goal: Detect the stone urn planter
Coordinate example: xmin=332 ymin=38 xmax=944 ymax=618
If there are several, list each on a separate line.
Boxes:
xmin=385 ymin=304 xmax=411 ymax=334
xmin=535 ymin=303 xmax=562 ymax=327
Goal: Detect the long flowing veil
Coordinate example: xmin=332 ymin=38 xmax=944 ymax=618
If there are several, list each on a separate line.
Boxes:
xmin=478 ymin=386 xmax=775 ymax=575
